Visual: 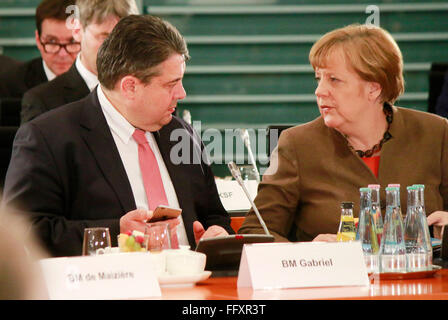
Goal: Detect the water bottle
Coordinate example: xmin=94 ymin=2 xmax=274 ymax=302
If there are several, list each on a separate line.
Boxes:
xmin=388 ymin=184 xmax=405 ymax=220
xmin=414 ymin=185 xmax=432 ymax=267
xmin=404 ymin=185 xmax=431 ymax=271
xmin=379 ymin=186 xmax=406 ymax=272
xmin=356 ymin=188 xmax=379 ymax=272
xmin=337 ymin=202 xmax=356 ymax=242
xmin=368 ymin=184 xmax=384 ymax=246
xmin=407 ymin=184 xmax=432 ymax=270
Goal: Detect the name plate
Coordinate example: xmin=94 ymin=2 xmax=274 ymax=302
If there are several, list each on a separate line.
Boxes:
xmin=40 ymin=252 xmax=161 ymax=300
xmin=215 ymin=179 xmax=258 ymax=211
xmin=237 ymin=242 xmax=369 ymax=290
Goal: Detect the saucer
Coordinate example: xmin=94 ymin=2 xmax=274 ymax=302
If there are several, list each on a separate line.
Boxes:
xmin=368 ymin=265 xmax=442 ymax=280
xmin=158 ymin=271 xmax=212 ymax=287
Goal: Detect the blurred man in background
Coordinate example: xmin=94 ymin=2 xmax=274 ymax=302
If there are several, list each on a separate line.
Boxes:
xmin=20 ymin=0 xmax=139 ymax=124
xmin=0 ymin=0 xmax=79 ymax=99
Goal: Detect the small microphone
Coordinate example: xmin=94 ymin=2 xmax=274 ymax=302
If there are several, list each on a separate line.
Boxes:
xmin=182 ymin=109 xmax=192 ymax=125
xmin=228 ymin=161 xmax=271 ymax=236
xmin=239 ymin=129 xmax=261 ymax=183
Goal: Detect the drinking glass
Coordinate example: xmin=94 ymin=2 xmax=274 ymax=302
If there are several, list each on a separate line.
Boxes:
xmin=239 ymin=165 xmax=258 ymax=181
xmin=82 ymin=227 xmax=111 ymax=256
xmin=145 ymin=223 xmax=172 ymax=252
xmin=239 ymin=165 xmax=259 ymax=200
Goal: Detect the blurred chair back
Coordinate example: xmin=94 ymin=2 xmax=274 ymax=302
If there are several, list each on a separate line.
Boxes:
xmin=428 ymin=62 xmax=448 ymax=114
xmin=267 ymin=124 xmax=293 ymax=157
xmin=230 ymin=216 xmax=245 ymax=233
xmin=0 ymin=98 xmax=21 ymax=126
xmin=0 ymin=126 xmax=18 ymax=192
xmin=442 ymin=225 xmax=448 ymax=260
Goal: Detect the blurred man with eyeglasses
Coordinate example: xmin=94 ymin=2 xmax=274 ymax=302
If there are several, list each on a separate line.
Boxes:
xmin=0 ymin=0 xmax=78 ymax=100
xmin=20 ymin=0 xmax=139 ymax=124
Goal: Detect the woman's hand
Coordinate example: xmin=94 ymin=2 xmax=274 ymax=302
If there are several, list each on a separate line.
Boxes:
xmin=427 ymin=211 xmax=448 ymax=239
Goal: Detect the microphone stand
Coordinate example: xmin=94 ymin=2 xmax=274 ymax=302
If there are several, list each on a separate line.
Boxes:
xmin=228 ymin=161 xmax=270 ymax=236
xmin=239 ymin=129 xmax=261 ymax=183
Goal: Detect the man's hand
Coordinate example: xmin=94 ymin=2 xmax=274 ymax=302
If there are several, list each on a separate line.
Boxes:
xmin=119 ymin=209 xmax=152 ymax=234
xmin=427 ymin=211 xmax=448 ymax=239
xmin=193 ymin=221 xmax=228 ymax=244
xmin=148 ymin=218 xmax=180 ymax=229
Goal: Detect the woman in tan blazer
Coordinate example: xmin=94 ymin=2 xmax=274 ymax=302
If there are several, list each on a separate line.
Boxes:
xmin=239 ymin=24 xmax=448 ymax=242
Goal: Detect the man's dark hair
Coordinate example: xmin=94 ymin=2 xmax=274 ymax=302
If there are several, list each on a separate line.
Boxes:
xmin=36 ymin=0 xmax=76 ymax=35
xmin=97 ymin=14 xmax=190 ymax=90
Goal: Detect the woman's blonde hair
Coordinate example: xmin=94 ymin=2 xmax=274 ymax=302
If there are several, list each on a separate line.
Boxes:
xmin=309 ymin=24 xmax=404 ymax=105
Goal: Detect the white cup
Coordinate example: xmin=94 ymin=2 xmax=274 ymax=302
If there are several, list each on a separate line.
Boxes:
xmin=149 ymin=251 xmax=167 ymax=276
xmin=165 ymin=246 xmax=206 ymax=276
xmin=96 ymin=247 xmax=120 ymax=255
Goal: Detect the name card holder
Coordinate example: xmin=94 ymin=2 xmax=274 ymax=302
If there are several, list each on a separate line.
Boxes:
xmin=237 ymin=241 xmax=369 ymax=290
xmin=215 ymin=179 xmax=258 ymax=212
xmin=40 ymin=252 xmax=161 ymax=300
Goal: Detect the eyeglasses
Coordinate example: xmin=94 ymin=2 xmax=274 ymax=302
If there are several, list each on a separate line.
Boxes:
xmin=39 ymin=39 xmax=81 ymax=54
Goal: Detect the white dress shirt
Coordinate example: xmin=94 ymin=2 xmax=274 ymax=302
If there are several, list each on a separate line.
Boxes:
xmin=76 ymin=54 xmax=99 ymax=92
xmin=42 ymin=60 xmax=56 ymax=81
xmin=97 ymin=85 xmax=190 ymax=247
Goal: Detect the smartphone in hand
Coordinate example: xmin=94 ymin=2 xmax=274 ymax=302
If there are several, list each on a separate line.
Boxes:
xmin=150 ymin=205 xmax=182 ymax=222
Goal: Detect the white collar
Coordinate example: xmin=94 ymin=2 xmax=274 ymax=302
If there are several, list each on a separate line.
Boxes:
xmin=76 ymin=54 xmax=98 ymax=92
xmin=42 ymin=59 xmax=56 ymax=81
xmin=97 ymin=85 xmax=136 ymax=145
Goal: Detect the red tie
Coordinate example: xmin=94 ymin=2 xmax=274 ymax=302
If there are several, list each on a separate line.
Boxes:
xmin=132 ymin=129 xmax=179 ymax=249
xmin=132 ymin=129 xmax=169 ymax=210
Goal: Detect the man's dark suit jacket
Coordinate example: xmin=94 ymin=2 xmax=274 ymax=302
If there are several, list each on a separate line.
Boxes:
xmin=2 ymin=89 xmax=233 ymax=257
xmin=21 ymin=63 xmax=89 ymax=124
xmin=0 ymin=54 xmax=22 ymax=74
xmin=436 ymin=71 xmax=448 ymax=119
xmin=0 ymin=57 xmax=47 ymax=99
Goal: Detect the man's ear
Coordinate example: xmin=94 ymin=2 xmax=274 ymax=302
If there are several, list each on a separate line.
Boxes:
xmin=35 ymin=30 xmax=43 ymax=50
xmin=120 ymin=75 xmax=140 ymax=99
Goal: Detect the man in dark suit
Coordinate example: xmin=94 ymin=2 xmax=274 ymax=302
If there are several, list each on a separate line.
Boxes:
xmin=0 ymin=54 xmax=22 ymax=74
xmin=0 ymin=0 xmax=79 ymax=100
xmin=2 ymin=15 xmax=233 ymax=257
xmin=20 ymin=0 xmax=139 ymax=124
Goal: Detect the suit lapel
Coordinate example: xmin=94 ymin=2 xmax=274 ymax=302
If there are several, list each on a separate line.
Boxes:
xmin=79 ymin=91 xmax=136 ymax=213
xmin=80 ymin=96 xmax=196 ymax=243
xmin=154 ymin=124 xmax=196 ymax=244
xmin=378 ymin=106 xmax=406 ymax=181
xmin=330 ymin=126 xmax=380 ymax=183
xmin=377 ymin=106 xmax=410 ymax=207
xmin=62 ymin=64 xmax=90 ymax=105
xmin=24 ymin=58 xmax=47 ymax=88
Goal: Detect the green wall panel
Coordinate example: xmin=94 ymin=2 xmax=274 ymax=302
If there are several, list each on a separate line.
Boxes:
xmin=158 ymin=11 xmax=448 ymax=36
